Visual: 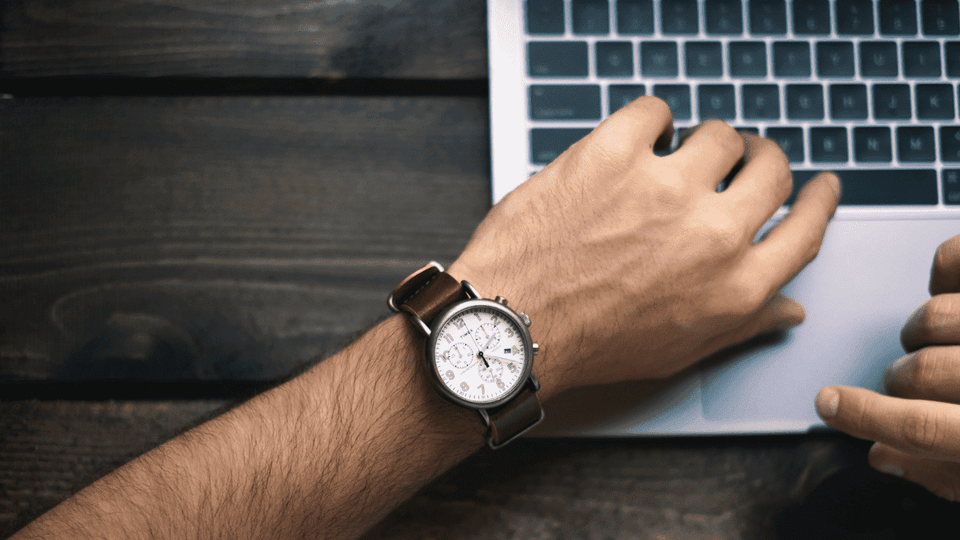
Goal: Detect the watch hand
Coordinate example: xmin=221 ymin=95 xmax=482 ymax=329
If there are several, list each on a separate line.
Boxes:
xmin=483 ymin=332 xmax=496 ymax=350
xmin=478 ymin=351 xmax=489 ymax=368
xmin=483 ymin=354 xmax=520 ymax=365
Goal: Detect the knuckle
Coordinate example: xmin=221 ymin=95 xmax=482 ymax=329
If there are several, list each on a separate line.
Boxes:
xmin=702 ymin=120 xmax=745 ymax=156
xmin=723 ymin=275 xmax=771 ymax=317
xmin=701 ymin=209 xmax=748 ymax=252
xmin=933 ymin=236 xmax=960 ymax=276
xmin=914 ymin=295 xmax=960 ymax=339
xmin=905 ymin=349 xmax=939 ymax=396
xmin=900 ymin=408 xmax=943 ymax=454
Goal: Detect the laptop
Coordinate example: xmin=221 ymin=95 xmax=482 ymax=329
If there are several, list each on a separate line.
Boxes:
xmin=486 ymin=0 xmax=960 ymax=435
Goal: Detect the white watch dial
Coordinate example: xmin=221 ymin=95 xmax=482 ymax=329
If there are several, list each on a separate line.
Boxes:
xmin=433 ymin=305 xmax=527 ymax=404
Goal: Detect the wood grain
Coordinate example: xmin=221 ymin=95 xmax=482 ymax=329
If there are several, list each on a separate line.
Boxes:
xmin=0 ymin=0 xmax=488 ymax=79
xmin=2 ymin=400 xmax=954 ymax=539
xmin=0 ymin=96 xmax=491 ymax=382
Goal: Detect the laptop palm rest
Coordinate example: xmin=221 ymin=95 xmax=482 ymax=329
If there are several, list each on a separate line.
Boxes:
xmin=533 ymin=216 xmax=960 ymax=437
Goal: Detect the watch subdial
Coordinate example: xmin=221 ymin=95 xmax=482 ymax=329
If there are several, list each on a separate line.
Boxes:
xmin=475 ymin=323 xmax=501 ymax=350
xmin=478 ymin=359 xmax=503 ymax=383
xmin=442 ymin=343 xmax=474 ymax=369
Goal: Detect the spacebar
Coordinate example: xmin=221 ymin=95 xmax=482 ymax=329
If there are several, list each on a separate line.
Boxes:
xmin=789 ymin=169 xmax=938 ymax=206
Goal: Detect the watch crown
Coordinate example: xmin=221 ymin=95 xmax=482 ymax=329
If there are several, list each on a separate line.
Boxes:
xmin=494 ymin=296 xmax=508 ymax=305
xmin=532 ymin=343 xmax=539 ymax=355
xmin=520 ymin=313 xmax=531 ymax=327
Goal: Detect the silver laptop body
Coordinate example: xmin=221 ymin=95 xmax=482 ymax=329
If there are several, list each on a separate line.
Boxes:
xmin=487 ymin=0 xmax=960 ymax=435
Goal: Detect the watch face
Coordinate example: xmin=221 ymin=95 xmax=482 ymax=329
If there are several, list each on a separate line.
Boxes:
xmin=429 ymin=301 xmax=532 ymax=407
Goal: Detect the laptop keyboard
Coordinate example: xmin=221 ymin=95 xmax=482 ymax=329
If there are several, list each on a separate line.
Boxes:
xmin=523 ymin=0 xmax=960 ymax=205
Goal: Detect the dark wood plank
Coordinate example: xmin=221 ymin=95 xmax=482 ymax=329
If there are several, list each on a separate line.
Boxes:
xmin=2 ymin=400 xmax=955 ymax=539
xmin=0 ymin=0 xmax=487 ymax=79
xmin=0 ymin=96 xmax=491 ymax=382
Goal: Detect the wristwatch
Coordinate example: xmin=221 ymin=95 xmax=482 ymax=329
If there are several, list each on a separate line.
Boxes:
xmin=388 ymin=261 xmax=544 ymax=449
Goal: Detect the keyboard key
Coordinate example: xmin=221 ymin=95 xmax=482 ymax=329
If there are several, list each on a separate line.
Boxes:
xmin=791 ymin=169 xmax=937 ymax=205
xmin=880 ymin=0 xmax=918 ymax=35
xmin=528 ymin=42 xmax=589 ymax=77
xmin=530 ymin=128 xmax=593 ymax=164
xmin=836 ymin=0 xmax=875 ymax=35
xmin=529 ymin=85 xmax=601 ymax=120
xmin=816 ymin=42 xmax=855 ymax=77
xmin=705 ymin=0 xmax=743 ymax=35
xmin=948 ymin=42 xmax=960 ymax=75
xmin=897 ymin=126 xmax=936 ymax=162
xmin=872 ymin=84 xmax=911 ymax=119
xmin=922 ymin=0 xmax=960 ymax=35
xmin=903 ymin=42 xmax=943 ymax=77
xmin=698 ymin=85 xmax=736 ymax=120
xmin=749 ymin=0 xmax=787 ymax=35
xmin=859 ymin=41 xmax=899 ymax=77
xmin=793 ymin=0 xmax=831 ymax=34
xmin=661 ymin=0 xmax=699 ymax=34
xmin=609 ymin=85 xmax=646 ymax=115
xmin=685 ymin=41 xmax=723 ymax=78
xmin=810 ymin=127 xmax=849 ymax=162
xmin=829 ymin=84 xmax=868 ymax=119
xmin=573 ymin=0 xmax=610 ymax=35
xmin=526 ymin=0 xmax=565 ymax=34
xmin=916 ymin=84 xmax=956 ymax=119
xmin=942 ymin=126 xmax=960 ymax=162
xmin=729 ymin=41 xmax=767 ymax=78
xmin=773 ymin=41 xmax=812 ymax=77
xmin=596 ymin=41 xmax=634 ymax=77
xmin=765 ymin=127 xmax=805 ymax=163
xmin=742 ymin=84 xmax=780 ymax=119
xmin=653 ymin=84 xmax=691 ymax=119
xmin=944 ymin=169 xmax=960 ymax=204
xmin=617 ymin=0 xmax=654 ymax=34
xmin=786 ymin=84 xmax=825 ymax=120
xmin=641 ymin=42 xmax=679 ymax=77
xmin=854 ymin=127 xmax=893 ymax=162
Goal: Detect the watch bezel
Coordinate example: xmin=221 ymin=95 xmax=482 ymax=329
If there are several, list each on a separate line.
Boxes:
xmin=426 ymin=298 xmax=535 ymax=410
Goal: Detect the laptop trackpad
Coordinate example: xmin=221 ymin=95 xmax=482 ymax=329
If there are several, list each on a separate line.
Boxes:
xmin=701 ymin=218 xmax=960 ymax=427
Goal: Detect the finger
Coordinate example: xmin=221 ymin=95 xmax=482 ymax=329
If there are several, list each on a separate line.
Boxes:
xmin=744 ymin=171 xmax=840 ymax=291
xmin=815 ymin=385 xmax=960 ymax=462
xmin=667 ymin=120 xmax=745 ymax=189
xmin=869 ymin=442 xmax=960 ymax=502
xmin=721 ymin=133 xmax=794 ymax=233
xmin=930 ymin=235 xmax=960 ymax=296
xmin=701 ymin=293 xmax=805 ymax=352
xmin=900 ymin=294 xmax=960 ymax=352
xmin=884 ymin=346 xmax=960 ymax=404
xmin=591 ymin=95 xmax=675 ymax=157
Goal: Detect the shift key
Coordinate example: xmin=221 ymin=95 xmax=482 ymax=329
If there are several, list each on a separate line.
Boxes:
xmin=788 ymin=169 xmax=938 ymax=205
xmin=530 ymin=85 xmax=602 ymax=120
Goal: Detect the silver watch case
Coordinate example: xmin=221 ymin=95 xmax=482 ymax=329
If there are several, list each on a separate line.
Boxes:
xmin=426 ymin=297 xmax=537 ymax=410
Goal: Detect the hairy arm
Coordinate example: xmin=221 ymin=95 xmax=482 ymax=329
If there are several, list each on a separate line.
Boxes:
xmin=12 ymin=96 xmax=840 ymax=539
xmin=12 ymin=315 xmax=491 ymax=540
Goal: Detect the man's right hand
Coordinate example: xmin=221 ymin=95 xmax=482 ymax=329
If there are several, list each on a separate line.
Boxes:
xmin=450 ymin=96 xmax=841 ymax=399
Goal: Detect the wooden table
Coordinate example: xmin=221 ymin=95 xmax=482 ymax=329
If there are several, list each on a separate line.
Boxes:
xmin=1 ymin=1 xmax=957 ymax=538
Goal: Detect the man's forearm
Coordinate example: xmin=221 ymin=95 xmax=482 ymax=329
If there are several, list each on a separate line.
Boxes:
xmin=13 ymin=315 xmax=487 ymax=540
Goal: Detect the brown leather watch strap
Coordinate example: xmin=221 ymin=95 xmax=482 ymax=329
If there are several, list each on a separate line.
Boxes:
xmin=389 ymin=262 xmax=469 ymax=329
xmin=486 ymin=382 xmax=545 ymax=448
xmin=399 ymin=272 xmax=466 ymax=327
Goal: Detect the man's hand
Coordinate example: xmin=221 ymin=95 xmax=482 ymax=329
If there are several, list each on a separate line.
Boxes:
xmin=816 ymin=235 xmax=960 ymax=503
xmin=451 ymin=96 xmax=840 ymax=396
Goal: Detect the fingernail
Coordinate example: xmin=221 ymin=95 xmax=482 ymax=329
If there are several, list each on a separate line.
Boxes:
xmin=878 ymin=463 xmax=904 ymax=478
xmin=825 ymin=172 xmax=842 ymax=199
xmin=816 ymin=387 xmax=840 ymax=418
